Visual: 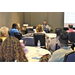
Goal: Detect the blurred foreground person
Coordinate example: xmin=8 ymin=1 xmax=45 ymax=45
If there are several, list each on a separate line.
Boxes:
xmin=0 ymin=36 xmax=28 ymax=62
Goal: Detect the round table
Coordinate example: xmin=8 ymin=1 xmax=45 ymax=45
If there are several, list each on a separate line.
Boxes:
xmin=25 ymin=46 xmax=51 ymax=62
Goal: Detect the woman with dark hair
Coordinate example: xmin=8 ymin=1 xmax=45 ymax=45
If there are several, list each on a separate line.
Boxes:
xmin=47 ymin=29 xmax=62 ymax=53
xmin=49 ymin=30 xmax=73 ymax=62
xmin=0 ymin=36 xmax=28 ymax=62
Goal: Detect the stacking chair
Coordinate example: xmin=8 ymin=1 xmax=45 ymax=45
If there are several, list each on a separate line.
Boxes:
xmin=64 ymin=51 xmax=75 ymax=62
xmin=21 ymin=37 xmax=34 ymax=46
xmin=55 ymin=43 xmax=60 ymax=50
xmin=8 ymin=31 xmax=11 ymax=36
xmin=68 ymin=32 xmax=75 ymax=43
xmin=0 ymin=38 xmax=2 ymax=46
xmin=33 ymin=33 xmax=46 ymax=48
xmin=14 ymin=33 xmax=22 ymax=40
xmin=33 ymin=26 xmax=36 ymax=29
xmin=68 ymin=32 xmax=75 ymax=50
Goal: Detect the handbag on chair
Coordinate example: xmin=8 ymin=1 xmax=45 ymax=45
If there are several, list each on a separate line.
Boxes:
xmin=39 ymin=54 xmax=51 ymax=62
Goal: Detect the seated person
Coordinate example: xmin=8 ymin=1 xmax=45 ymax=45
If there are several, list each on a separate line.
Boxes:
xmin=48 ymin=30 xmax=73 ymax=62
xmin=9 ymin=23 xmax=20 ymax=36
xmin=0 ymin=36 xmax=28 ymax=62
xmin=35 ymin=24 xmax=49 ymax=39
xmin=16 ymin=23 xmax=22 ymax=34
xmin=47 ymin=29 xmax=62 ymax=53
xmin=0 ymin=26 xmax=9 ymax=42
xmin=34 ymin=24 xmax=49 ymax=48
xmin=66 ymin=24 xmax=75 ymax=33
xmin=42 ymin=20 xmax=51 ymax=31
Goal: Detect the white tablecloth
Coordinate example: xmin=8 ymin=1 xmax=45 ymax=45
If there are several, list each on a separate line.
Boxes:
xmin=46 ymin=33 xmax=56 ymax=38
xmin=25 ymin=46 xmax=51 ymax=62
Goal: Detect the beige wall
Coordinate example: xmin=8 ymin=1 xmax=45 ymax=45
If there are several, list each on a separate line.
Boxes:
xmin=0 ymin=12 xmax=64 ymax=32
xmin=23 ymin=12 xmax=64 ymax=32
xmin=0 ymin=12 xmax=23 ymax=30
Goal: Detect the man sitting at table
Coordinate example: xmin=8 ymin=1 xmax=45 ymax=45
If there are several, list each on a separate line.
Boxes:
xmin=42 ymin=20 xmax=51 ymax=31
xmin=9 ymin=23 xmax=20 ymax=36
xmin=66 ymin=23 xmax=75 ymax=33
xmin=48 ymin=30 xmax=73 ymax=62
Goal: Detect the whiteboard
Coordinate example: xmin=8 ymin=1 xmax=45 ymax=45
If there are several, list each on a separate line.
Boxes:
xmin=64 ymin=12 xmax=75 ymax=27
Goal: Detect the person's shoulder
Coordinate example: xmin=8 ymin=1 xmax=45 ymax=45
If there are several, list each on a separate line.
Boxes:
xmin=14 ymin=29 xmax=18 ymax=32
xmin=54 ymin=49 xmax=60 ymax=53
xmin=48 ymin=49 xmax=61 ymax=62
xmin=42 ymin=25 xmax=43 ymax=26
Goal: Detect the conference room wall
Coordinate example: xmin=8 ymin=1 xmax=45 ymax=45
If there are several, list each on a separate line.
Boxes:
xmin=0 ymin=12 xmax=23 ymax=30
xmin=23 ymin=12 xmax=64 ymax=32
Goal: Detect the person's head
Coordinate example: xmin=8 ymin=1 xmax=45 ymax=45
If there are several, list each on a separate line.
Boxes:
xmin=59 ymin=30 xmax=69 ymax=47
xmin=0 ymin=26 xmax=9 ymax=37
xmin=12 ymin=23 xmax=17 ymax=29
xmin=55 ymin=29 xmax=62 ymax=37
xmin=43 ymin=20 xmax=47 ymax=25
xmin=68 ymin=24 xmax=73 ymax=29
xmin=0 ymin=36 xmax=28 ymax=62
xmin=36 ymin=25 xmax=43 ymax=32
xmin=16 ymin=23 xmax=20 ymax=30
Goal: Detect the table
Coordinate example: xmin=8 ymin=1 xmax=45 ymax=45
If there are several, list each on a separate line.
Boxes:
xmin=22 ymin=33 xmax=56 ymax=38
xmin=25 ymin=46 xmax=51 ymax=62
xmin=46 ymin=33 xmax=56 ymax=38
xmin=22 ymin=33 xmax=56 ymax=48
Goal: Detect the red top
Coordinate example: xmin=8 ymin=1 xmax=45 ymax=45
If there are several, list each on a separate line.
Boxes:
xmin=66 ymin=29 xmax=74 ymax=33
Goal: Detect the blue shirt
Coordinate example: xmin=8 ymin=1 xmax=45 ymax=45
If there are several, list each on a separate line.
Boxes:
xmin=48 ymin=46 xmax=73 ymax=62
xmin=10 ymin=28 xmax=19 ymax=36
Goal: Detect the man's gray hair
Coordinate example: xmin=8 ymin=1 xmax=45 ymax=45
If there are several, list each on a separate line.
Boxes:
xmin=0 ymin=26 xmax=9 ymax=36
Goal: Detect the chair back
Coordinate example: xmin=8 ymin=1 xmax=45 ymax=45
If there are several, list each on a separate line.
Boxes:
xmin=64 ymin=51 xmax=75 ymax=62
xmin=21 ymin=37 xmax=34 ymax=46
xmin=55 ymin=43 xmax=60 ymax=50
xmin=71 ymin=43 xmax=75 ymax=50
xmin=33 ymin=26 xmax=36 ymax=29
xmin=33 ymin=33 xmax=45 ymax=47
xmin=8 ymin=31 xmax=11 ymax=36
xmin=0 ymin=38 xmax=2 ymax=46
xmin=68 ymin=32 xmax=75 ymax=43
xmin=14 ymin=33 xmax=22 ymax=40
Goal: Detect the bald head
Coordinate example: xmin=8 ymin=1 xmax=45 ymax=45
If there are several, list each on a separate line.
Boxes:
xmin=68 ymin=24 xmax=73 ymax=29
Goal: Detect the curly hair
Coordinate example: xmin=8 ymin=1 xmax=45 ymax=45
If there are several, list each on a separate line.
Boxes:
xmin=0 ymin=36 xmax=28 ymax=62
xmin=36 ymin=25 xmax=43 ymax=32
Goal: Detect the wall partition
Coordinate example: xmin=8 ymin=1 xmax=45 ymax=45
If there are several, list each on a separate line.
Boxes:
xmin=23 ymin=12 xmax=64 ymax=32
xmin=0 ymin=12 xmax=23 ymax=30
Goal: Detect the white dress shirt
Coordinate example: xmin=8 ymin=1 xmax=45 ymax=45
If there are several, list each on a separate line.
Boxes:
xmin=42 ymin=24 xmax=51 ymax=31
